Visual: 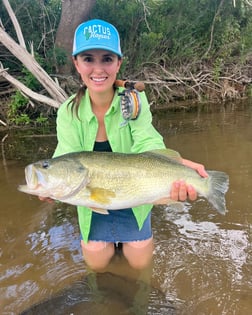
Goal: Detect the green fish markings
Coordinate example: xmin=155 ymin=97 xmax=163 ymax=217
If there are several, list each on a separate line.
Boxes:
xmin=18 ymin=149 xmax=229 ymax=215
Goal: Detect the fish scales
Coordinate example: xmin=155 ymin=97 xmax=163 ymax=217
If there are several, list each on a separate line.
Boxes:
xmin=18 ymin=149 xmax=229 ymax=214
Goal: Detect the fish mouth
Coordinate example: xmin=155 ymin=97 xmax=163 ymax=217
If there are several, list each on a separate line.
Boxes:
xmin=25 ymin=164 xmax=39 ymax=189
xmin=19 ymin=160 xmax=90 ymax=199
xmin=18 ymin=165 xmax=48 ymax=195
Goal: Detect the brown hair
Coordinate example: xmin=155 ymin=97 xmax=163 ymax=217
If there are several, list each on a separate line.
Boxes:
xmin=67 ymin=83 xmax=87 ymax=120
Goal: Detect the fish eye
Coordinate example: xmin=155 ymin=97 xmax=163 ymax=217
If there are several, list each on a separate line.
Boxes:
xmin=42 ymin=161 xmax=50 ymax=169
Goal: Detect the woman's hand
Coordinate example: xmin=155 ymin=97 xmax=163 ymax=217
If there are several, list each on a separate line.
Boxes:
xmin=170 ymin=158 xmax=208 ymax=201
xmin=182 ymin=158 xmax=208 ymax=177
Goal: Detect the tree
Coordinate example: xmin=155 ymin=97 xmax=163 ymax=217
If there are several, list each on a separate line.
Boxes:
xmin=0 ymin=0 xmax=95 ymax=119
xmin=55 ymin=0 xmax=96 ymax=73
xmin=0 ymin=0 xmax=251 ymax=128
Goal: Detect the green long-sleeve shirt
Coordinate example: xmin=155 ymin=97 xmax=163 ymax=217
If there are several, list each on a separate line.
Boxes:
xmin=53 ymin=87 xmax=165 ymax=242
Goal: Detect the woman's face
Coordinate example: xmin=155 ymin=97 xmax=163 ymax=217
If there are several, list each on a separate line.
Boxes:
xmin=73 ymin=49 xmax=122 ymax=95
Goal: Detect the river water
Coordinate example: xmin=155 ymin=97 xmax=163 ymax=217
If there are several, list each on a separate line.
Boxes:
xmin=0 ymin=101 xmax=251 ymax=315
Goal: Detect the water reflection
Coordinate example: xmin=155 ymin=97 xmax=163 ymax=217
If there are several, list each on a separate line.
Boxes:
xmin=152 ymin=205 xmax=252 ymax=314
xmin=150 ymin=100 xmax=252 ymax=314
xmin=0 ymin=192 xmax=85 ymax=313
xmin=0 ymin=101 xmax=252 ymax=314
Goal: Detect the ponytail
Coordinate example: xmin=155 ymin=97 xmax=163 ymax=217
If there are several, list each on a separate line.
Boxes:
xmin=67 ymin=83 xmax=87 ymax=120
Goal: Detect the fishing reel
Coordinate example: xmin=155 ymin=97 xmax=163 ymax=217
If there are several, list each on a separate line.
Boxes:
xmin=115 ymin=80 xmax=145 ymax=123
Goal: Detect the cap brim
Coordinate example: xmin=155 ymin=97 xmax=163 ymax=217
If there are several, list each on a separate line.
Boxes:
xmin=72 ymin=45 xmax=123 ymax=57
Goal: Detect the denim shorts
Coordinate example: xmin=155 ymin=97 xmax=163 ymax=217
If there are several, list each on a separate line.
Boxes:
xmin=87 ymin=208 xmax=152 ymax=243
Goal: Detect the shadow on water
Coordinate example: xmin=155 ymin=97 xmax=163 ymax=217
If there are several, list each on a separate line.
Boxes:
xmin=20 ymin=271 xmax=176 ymax=315
xmin=1 ymin=101 xmax=252 ymax=314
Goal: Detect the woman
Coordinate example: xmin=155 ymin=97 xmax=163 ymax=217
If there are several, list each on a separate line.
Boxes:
xmin=51 ymin=19 xmax=207 ymax=271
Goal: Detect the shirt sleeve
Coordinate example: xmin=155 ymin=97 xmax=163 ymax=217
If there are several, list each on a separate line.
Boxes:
xmin=129 ymin=91 xmax=166 ymax=153
xmin=53 ymin=100 xmax=84 ymax=158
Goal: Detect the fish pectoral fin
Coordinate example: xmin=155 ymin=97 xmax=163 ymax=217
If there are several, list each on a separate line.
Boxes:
xmin=89 ymin=187 xmax=116 ymax=205
xmin=90 ymin=207 xmax=109 ymax=215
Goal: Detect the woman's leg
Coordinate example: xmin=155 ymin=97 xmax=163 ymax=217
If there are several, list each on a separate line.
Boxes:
xmin=81 ymin=237 xmax=154 ymax=271
xmin=81 ymin=240 xmax=115 ymax=271
xmin=122 ymin=237 xmax=154 ymax=270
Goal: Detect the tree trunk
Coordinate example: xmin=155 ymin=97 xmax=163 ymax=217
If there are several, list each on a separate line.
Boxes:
xmin=55 ymin=0 xmax=96 ymax=74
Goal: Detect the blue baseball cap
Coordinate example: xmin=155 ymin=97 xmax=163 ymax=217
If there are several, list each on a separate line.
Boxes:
xmin=72 ymin=19 xmax=123 ymax=57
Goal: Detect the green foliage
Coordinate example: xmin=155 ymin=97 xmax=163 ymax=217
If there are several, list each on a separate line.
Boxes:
xmin=21 ymin=67 xmax=42 ymax=91
xmin=1 ymin=0 xmax=252 ymax=72
xmin=1 ymin=0 xmax=252 ymax=76
xmin=35 ymin=113 xmax=49 ymax=126
xmin=0 ymin=0 xmax=63 ymax=72
xmin=212 ymin=57 xmax=224 ymax=82
xmin=46 ymin=47 xmax=68 ymax=71
xmin=1 ymin=0 xmax=252 ymax=118
xmin=89 ymin=0 xmax=252 ymax=74
xmin=7 ymin=90 xmax=49 ymax=127
xmin=240 ymin=15 xmax=252 ymax=56
xmin=247 ymin=85 xmax=252 ymax=97
xmin=13 ymin=113 xmax=31 ymax=125
xmin=7 ymin=91 xmax=30 ymax=125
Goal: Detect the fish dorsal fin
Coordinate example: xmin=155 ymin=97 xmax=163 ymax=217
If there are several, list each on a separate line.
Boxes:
xmin=147 ymin=149 xmax=182 ymax=163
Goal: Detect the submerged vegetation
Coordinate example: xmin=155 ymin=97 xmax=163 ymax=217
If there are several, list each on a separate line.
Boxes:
xmin=0 ymin=0 xmax=252 ymax=127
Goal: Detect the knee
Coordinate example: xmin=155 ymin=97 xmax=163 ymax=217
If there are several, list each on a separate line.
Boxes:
xmin=127 ymin=257 xmax=152 ymax=270
xmin=81 ymin=240 xmax=115 ymax=271
xmin=123 ymin=238 xmax=154 ymax=270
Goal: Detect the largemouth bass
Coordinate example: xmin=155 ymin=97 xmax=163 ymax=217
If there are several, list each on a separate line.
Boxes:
xmin=18 ymin=149 xmax=229 ymax=214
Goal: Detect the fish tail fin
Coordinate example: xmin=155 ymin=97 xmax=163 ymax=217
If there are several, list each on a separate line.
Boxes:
xmin=207 ymin=171 xmax=229 ymax=214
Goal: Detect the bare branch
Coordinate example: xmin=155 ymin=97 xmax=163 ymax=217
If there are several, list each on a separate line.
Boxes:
xmin=137 ymin=0 xmax=151 ymax=32
xmin=245 ymin=0 xmax=252 ymax=6
xmin=203 ymin=0 xmax=225 ymax=58
xmin=2 ymin=0 xmax=26 ymax=49
xmin=0 ymin=64 xmax=60 ymax=108
xmin=136 ymin=58 xmax=251 ymax=106
xmin=0 ymin=119 xmax=7 ymax=127
xmin=0 ymin=27 xmax=68 ymax=104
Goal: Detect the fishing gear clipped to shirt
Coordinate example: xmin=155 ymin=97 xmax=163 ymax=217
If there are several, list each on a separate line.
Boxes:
xmin=115 ymin=80 xmax=145 ymax=124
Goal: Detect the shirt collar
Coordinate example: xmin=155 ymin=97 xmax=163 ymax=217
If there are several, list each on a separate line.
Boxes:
xmin=79 ymin=88 xmax=121 ymax=123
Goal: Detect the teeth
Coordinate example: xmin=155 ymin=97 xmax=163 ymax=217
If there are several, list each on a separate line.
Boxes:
xmin=92 ymin=77 xmax=106 ymax=82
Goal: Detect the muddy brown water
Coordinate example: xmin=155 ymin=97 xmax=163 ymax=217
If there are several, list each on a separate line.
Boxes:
xmin=0 ymin=101 xmax=251 ymax=315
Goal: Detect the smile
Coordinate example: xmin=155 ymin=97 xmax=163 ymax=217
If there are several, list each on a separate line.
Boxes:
xmin=91 ymin=77 xmax=107 ymax=82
